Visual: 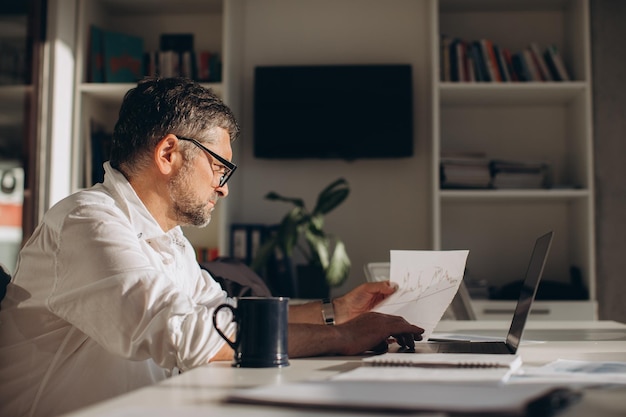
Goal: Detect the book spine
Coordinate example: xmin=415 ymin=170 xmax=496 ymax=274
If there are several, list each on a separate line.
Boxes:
xmin=494 ymin=45 xmax=511 ymax=82
xmin=545 ymin=45 xmax=571 ymax=81
xmin=480 ymin=39 xmax=501 ymax=82
xmin=522 ymin=49 xmax=541 ymax=81
xmin=440 ymin=34 xmax=452 ymax=82
xmin=528 ymin=43 xmax=553 ymax=81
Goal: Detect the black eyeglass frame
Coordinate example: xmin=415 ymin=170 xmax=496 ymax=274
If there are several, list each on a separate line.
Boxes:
xmin=177 ymin=136 xmax=237 ymax=187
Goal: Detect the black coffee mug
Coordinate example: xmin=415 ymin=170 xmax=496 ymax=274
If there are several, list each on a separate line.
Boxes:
xmin=212 ymin=297 xmax=290 ymax=368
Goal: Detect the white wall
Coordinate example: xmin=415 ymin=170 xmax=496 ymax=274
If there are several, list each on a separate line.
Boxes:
xmin=229 ymin=0 xmax=433 ymax=295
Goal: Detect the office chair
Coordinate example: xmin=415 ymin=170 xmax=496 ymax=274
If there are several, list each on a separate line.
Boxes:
xmin=363 ymin=262 xmax=476 ymax=320
xmin=1 ymin=263 xmax=11 ymax=309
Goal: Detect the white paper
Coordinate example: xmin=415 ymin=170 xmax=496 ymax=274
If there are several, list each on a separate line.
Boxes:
xmin=226 ymin=380 xmax=570 ymax=415
xmin=373 ymin=250 xmax=469 ymax=339
xmin=511 ymin=359 xmax=626 ymax=385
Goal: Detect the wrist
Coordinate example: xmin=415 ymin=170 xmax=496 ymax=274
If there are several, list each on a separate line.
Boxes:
xmin=321 ymin=298 xmax=335 ymax=325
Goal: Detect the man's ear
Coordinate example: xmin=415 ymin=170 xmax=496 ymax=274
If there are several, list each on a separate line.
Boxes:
xmin=154 ymin=134 xmax=180 ymax=175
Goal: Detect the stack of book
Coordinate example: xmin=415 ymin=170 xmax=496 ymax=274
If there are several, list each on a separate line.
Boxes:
xmin=440 ymin=155 xmax=491 ymax=189
xmin=0 ymin=38 xmax=28 ymax=84
xmin=440 ymin=155 xmax=551 ymax=190
xmin=88 ymin=28 xmax=222 ymax=83
xmin=440 ymin=35 xmax=570 ymax=83
xmin=490 ymin=160 xmax=550 ymax=189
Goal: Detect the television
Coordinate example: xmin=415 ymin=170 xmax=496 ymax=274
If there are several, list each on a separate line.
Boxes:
xmin=253 ymin=64 xmax=414 ymax=160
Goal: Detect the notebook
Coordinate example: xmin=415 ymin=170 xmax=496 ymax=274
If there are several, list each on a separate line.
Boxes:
xmin=364 ymin=352 xmax=522 ymax=369
xmin=332 ymin=353 xmax=523 ymax=383
xmin=412 ymin=231 xmax=554 ymax=354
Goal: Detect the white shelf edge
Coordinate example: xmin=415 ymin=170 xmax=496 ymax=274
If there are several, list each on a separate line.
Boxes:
xmin=0 ymin=84 xmax=34 ymax=97
xmin=439 ymin=188 xmax=590 ymax=200
xmin=439 ymin=82 xmax=588 ymax=105
xmin=80 ymin=82 xmax=223 ymax=104
xmin=440 ymin=0 xmax=574 ymax=14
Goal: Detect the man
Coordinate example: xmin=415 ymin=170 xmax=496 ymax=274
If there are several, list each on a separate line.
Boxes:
xmin=0 ymin=78 xmax=423 ymax=417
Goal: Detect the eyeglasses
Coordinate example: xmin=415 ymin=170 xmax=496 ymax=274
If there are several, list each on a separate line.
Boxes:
xmin=177 ymin=136 xmax=237 ymax=187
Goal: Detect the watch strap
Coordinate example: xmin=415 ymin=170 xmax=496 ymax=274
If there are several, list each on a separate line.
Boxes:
xmin=321 ymin=298 xmax=335 ymax=325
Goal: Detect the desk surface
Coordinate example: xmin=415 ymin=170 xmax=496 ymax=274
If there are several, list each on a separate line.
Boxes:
xmin=64 ymin=321 xmax=626 ymax=417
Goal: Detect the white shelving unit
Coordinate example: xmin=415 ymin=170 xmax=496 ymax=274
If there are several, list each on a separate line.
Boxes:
xmin=0 ymin=9 xmax=33 ymax=273
xmin=67 ymin=0 xmax=239 ymax=256
xmin=431 ymin=0 xmax=596 ymax=319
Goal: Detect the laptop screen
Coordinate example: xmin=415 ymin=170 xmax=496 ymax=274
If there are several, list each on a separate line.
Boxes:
xmin=505 ymin=231 xmax=554 ymax=351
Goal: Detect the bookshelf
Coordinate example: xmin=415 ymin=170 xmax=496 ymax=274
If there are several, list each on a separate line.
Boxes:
xmin=0 ymin=1 xmax=45 ymax=273
xmin=431 ymin=0 xmax=596 ymax=319
xmin=70 ymin=0 xmax=239 ymax=257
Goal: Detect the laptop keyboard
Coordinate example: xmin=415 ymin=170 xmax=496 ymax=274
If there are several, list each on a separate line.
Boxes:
xmin=434 ymin=341 xmax=512 ymax=354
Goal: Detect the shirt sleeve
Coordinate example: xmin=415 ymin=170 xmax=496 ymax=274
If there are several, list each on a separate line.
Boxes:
xmin=47 ymin=200 xmax=235 ymax=371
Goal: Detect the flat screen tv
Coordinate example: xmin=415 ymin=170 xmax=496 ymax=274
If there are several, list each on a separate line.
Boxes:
xmin=253 ymin=64 xmax=414 ymax=160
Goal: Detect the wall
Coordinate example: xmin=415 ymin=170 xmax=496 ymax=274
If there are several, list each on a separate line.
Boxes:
xmin=590 ymin=1 xmax=626 ymax=322
xmin=229 ymin=0 xmax=433 ymax=295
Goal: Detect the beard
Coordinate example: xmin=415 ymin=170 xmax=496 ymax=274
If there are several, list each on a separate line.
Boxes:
xmin=168 ymin=163 xmax=216 ymax=228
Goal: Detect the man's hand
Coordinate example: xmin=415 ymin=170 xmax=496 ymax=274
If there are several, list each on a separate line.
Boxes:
xmin=288 ymin=312 xmax=424 ymax=358
xmin=333 ymin=281 xmax=397 ymax=324
xmin=334 ymin=312 xmax=424 ymax=355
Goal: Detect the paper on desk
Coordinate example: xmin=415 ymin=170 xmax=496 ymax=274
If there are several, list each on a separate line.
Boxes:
xmin=511 ymin=359 xmax=626 ymax=385
xmin=226 ymin=380 xmax=578 ymax=415
xmin=373 ymin=250 xmax=469 ymax=339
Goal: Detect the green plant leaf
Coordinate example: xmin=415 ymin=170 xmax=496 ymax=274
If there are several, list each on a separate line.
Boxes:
xmin=252 ymin=177 xmax=352 ymax=288
xmin=265 ymin=191 xmax=305 ymax=208
xmin=304 ymin=228 xmax=330 ymax=270
xmin=276 ymin=208 xmax=303 ymax=257
xmin=314 ymin=178 xmax=349 ymax=215
xmin=326 ymin=240 xmax=351 ymax=286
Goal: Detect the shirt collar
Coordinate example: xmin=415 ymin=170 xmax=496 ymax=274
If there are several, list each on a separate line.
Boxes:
xmin=101 ymin=162 xmax=183 ymax=242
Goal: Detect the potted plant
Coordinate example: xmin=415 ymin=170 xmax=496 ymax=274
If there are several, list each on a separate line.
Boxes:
xmin=251 ymin=178 xmax=351 ymax=298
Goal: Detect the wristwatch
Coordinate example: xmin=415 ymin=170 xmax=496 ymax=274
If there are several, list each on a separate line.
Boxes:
xmin=321 ymin=298 xmax=335 ymax=325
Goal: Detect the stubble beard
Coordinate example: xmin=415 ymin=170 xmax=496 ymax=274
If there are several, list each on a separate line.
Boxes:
xmin=168 ymin=164 xmax=216 ymax=228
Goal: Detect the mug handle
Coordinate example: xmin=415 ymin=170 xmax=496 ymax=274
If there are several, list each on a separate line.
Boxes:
xmin=212 ymin=303 xmax=238 ymax=350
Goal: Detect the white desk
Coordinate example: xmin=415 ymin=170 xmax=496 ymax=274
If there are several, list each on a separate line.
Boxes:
xmin=64 ymin=321 xmax=626 ymax=417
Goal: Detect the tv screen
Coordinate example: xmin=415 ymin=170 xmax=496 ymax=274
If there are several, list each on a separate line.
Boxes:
xmin=253 ymin=64 xmax=414 ymax=159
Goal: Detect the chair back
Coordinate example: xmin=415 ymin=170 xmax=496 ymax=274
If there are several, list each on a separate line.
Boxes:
xmin=0 ymin=263 xmax=11 ymax=309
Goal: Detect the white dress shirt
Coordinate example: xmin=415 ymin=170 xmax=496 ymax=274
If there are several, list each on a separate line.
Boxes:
xmin=0 ymin=162 xmax=235 ymax=417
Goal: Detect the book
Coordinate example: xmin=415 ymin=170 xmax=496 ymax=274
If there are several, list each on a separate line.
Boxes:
xmin=480 ymin=39 xmax=502 ymax=82
xmin=89 ymin=26 xmax=104 ymax=82
xmin=511 ymin=52 xmax=532 ymax=81
xmin=159 ymin=33 xmax=194 ymax=53
xmin=88 ymin=120 xmax=112 ymax=185
xmin=528 ymin=42 xmax=553 ymax=81
xmin=196 ymin=51 xmax=212 ymax=81
xmin=440 ymin=34 xmax=452 ymax=81
xmin=544 ymin=44 xmax=571 ymax=81
xmin=490 ymin=159 xmax=550 ymax=189
xmin=102 ymin=29 xmax=144 ymax=82
xmin=494 ymin=45 xmax=511 ymax=82
xmin=522 ymin=48 xmax=542 ymax=81
xmin=502 ymin=47 xmax=519 ymax=81
xmin=472 ymin=40 xmax=490 ymax=81
xmin=440 ymin=154 xmax=491 ymax=189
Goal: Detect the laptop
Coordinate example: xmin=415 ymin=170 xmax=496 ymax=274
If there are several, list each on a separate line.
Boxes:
xmin=411 ymin=231 xmax=554 ymax=354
